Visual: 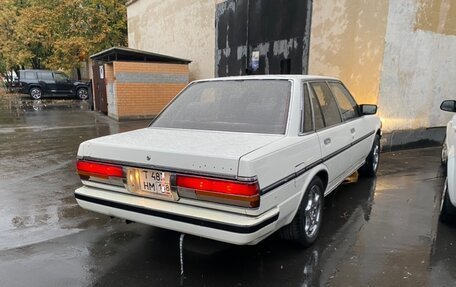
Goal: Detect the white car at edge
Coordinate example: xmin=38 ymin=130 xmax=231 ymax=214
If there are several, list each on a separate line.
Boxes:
xmin=440 ymin=100 xmax=456 ymax=222
xmin=75 ymin=75 xmax=381 ymax=246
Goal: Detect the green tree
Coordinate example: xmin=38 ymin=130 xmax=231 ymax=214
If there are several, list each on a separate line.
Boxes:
xmin=0 ymin=0 xmax=27 ymax=90
xmin=14 ymin=0 xmax=55 ymax=69
xmin=0 ymin=0 xmax=127 ymax=81
xmin=46 ymin=0 xmax=128 ymax=77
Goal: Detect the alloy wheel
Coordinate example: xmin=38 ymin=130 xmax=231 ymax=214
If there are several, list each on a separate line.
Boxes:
xmin=78 ymin=88 xmax=88 ymax=100
xmin=442 ymin=143 xmax=447 ymax=164
xmin=372 ymin=143 xmax=380 ymax=171
xmin=304 ymin=185 xmax=322 ymax=238
xmin=30 ymin=88 xmax=42 ymax=100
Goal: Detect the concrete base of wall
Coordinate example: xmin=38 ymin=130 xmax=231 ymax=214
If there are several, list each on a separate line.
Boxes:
xmin=107 ymin=113 xmax=119 ymax=120
xmin=381 ymin=127 xmax=445 ymax=152
xmin=108 ymin=113 xmax=157 ymax=121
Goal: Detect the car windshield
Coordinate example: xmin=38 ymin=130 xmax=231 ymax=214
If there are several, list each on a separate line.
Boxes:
xmin=150 ymin=80 xmax=291 ymax=134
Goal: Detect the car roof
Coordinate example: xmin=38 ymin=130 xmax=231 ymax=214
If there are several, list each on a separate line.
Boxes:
xmin=192 ymin=74 xmax=340 ymax=83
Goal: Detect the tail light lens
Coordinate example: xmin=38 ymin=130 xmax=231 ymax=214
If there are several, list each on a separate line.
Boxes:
xmin=76 ymin=160 xmax=123 ymax=179
xmin=76 ymin=160 xmax=260 ymax=208
xmin=176 ymin=175 xmax=260 ymax=208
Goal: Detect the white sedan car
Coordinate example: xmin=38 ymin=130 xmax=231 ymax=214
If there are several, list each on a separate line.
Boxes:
xmin=75 ymin=75 xmax=381 ymax=246
xmin=440 ymin=100 xmax=456 ymax=222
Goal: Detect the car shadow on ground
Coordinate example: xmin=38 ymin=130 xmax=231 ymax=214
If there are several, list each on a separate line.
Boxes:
xmin=88 ymin=176 xmax=378 ymax=287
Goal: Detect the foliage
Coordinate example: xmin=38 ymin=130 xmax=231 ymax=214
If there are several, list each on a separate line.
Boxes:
xmin=0 ymin=0 xmax=127 ymax=76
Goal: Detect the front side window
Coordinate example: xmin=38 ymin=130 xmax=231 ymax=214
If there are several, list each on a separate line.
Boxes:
xmin=54 ymin=72 xmax=68 ymax=81
xmin=310 ymin=82 xmax=342 ymax=127
xmin=328 ymin=82 xmax=359 ymax=121
xmin=151 ymin=80 xmax=291 ymax=134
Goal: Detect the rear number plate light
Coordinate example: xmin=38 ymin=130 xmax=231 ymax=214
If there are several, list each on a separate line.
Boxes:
xmin=126 ymin=168 xmax=177 ymax=201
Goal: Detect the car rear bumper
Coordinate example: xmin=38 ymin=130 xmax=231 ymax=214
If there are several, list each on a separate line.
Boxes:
xmin=75 ymin=186 xmax=280 ymax=245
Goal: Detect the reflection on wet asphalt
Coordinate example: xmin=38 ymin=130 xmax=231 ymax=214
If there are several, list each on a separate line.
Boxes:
xmin=0 ymin=93 xmax=455 ymax=287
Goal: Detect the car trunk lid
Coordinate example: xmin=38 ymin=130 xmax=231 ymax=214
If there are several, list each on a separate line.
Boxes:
xmin=78 ymin=128 xmax=283 ymax=177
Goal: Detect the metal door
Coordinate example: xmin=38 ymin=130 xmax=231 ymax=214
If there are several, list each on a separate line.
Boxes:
xmin=91 ymin=61 xmax=108 ymax=114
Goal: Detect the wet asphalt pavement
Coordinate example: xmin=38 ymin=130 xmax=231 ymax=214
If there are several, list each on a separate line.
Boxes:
xmin=0 ymin=92 xmax=455 ymax=287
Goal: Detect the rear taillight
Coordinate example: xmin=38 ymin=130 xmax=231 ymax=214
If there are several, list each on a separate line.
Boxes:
xmin=76 ymin=160 xmax=259 ymax=208
xmin=176 ymin=175 xmax=260 ymax=208
xmin=76 ymin=160 xmax=123 ymax=179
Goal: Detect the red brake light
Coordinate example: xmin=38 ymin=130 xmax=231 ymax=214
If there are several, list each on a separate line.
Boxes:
xmin=176 ymin=175 xmax=260 ymax=207
xmin=77 ymin=160 xmax=123 ymax=179
xmin=176 ymin=176 xmax=258 ymax=196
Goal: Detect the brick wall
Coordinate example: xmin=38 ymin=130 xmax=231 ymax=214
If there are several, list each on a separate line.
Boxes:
xmin=114 ymin=61 xmax=188 ymax=74
xmin=108 ymin=61 xmax=189 ymax=120
xmin=104 ymin=63 xmax=115 ymax=82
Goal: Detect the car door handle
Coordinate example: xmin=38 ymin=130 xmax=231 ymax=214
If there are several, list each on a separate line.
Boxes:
xmin=350 ymin=128 xmax=356 ymax=134
xmin=324 ymin=138 xmax=331 ymax=145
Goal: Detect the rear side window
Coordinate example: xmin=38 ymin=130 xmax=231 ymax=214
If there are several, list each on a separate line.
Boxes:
xmin=309 ymin=86 xmax=325 ymax=130
xmin=302 ymin=84 xmax=313 ymax=133
xmin=151 ymin=80 xmax=291 ymax=134
xmin=38 ymin=71 xmax=53 ymax=80
xmin=328 ymin=82 xmax=360 ymax=121
xmin=24 ymin=72 xmax=36 ymax=80
xmin=310 ymin=82 xmax=342 ymax=127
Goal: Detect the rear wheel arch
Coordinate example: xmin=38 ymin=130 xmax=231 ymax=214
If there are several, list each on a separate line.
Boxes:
xmin=302 ymin=167 xmax=328 ymax=201
xmin=359 ymin=134 xmax=381 ymax=177
xmin=280 ymin=173 xmax=325 ymax=246
xmin=441 ymin=178 xmax=456 ymax=222
xmin=283 ymin=166 xmax=328 ymax=226
xmin=376 ymin=129 xmax=382 ymax=139
xmin=315 ymin=170 xmax=328 ymax=192
xmin=28 ymin=85 xmax=41 ymax=93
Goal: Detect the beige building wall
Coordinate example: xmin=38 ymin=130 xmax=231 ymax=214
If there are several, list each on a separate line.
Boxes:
xmin=127 ymin=0 xmax=456 ymax=132
xmin=308 ymin=0 xmax=389 ymax=105
xmin=127 ymin=0 xmax=218 ymax=81
xmin=377 ymin=0 xmax=456 ymax=132
xmin=309 ymin=0 xmax=456 ymax=132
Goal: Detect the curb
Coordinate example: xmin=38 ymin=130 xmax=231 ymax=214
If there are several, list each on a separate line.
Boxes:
xmin=381 ymin=127 xmax=445 ymax=152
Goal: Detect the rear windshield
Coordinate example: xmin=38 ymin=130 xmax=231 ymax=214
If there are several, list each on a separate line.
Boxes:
xmin=150 ymin=80 xmax=291 ymax=134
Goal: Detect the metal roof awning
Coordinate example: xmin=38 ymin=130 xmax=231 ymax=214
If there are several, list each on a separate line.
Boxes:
xmin=90 ymin=47 xmax=191 ymax=64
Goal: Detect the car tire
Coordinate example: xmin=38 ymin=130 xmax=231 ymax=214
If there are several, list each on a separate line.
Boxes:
xmin=440 ymin=178 xmax=456 ymax=223
xmin=441 ymin=136 xmax=447 ymax=166
xmin=280 ymin=176 xmax=324 ymax=247
xmin=358 ymin=134 xmax=380 ymax=178
xmin=29 ymin=87 xmax=43 ymax=100
xmin=77 ymin=88 xmax=89 ymax=100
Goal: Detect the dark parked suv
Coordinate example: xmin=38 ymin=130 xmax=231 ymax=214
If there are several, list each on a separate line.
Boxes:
xmin=18 ymin=69 xmax=90 ymax=100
